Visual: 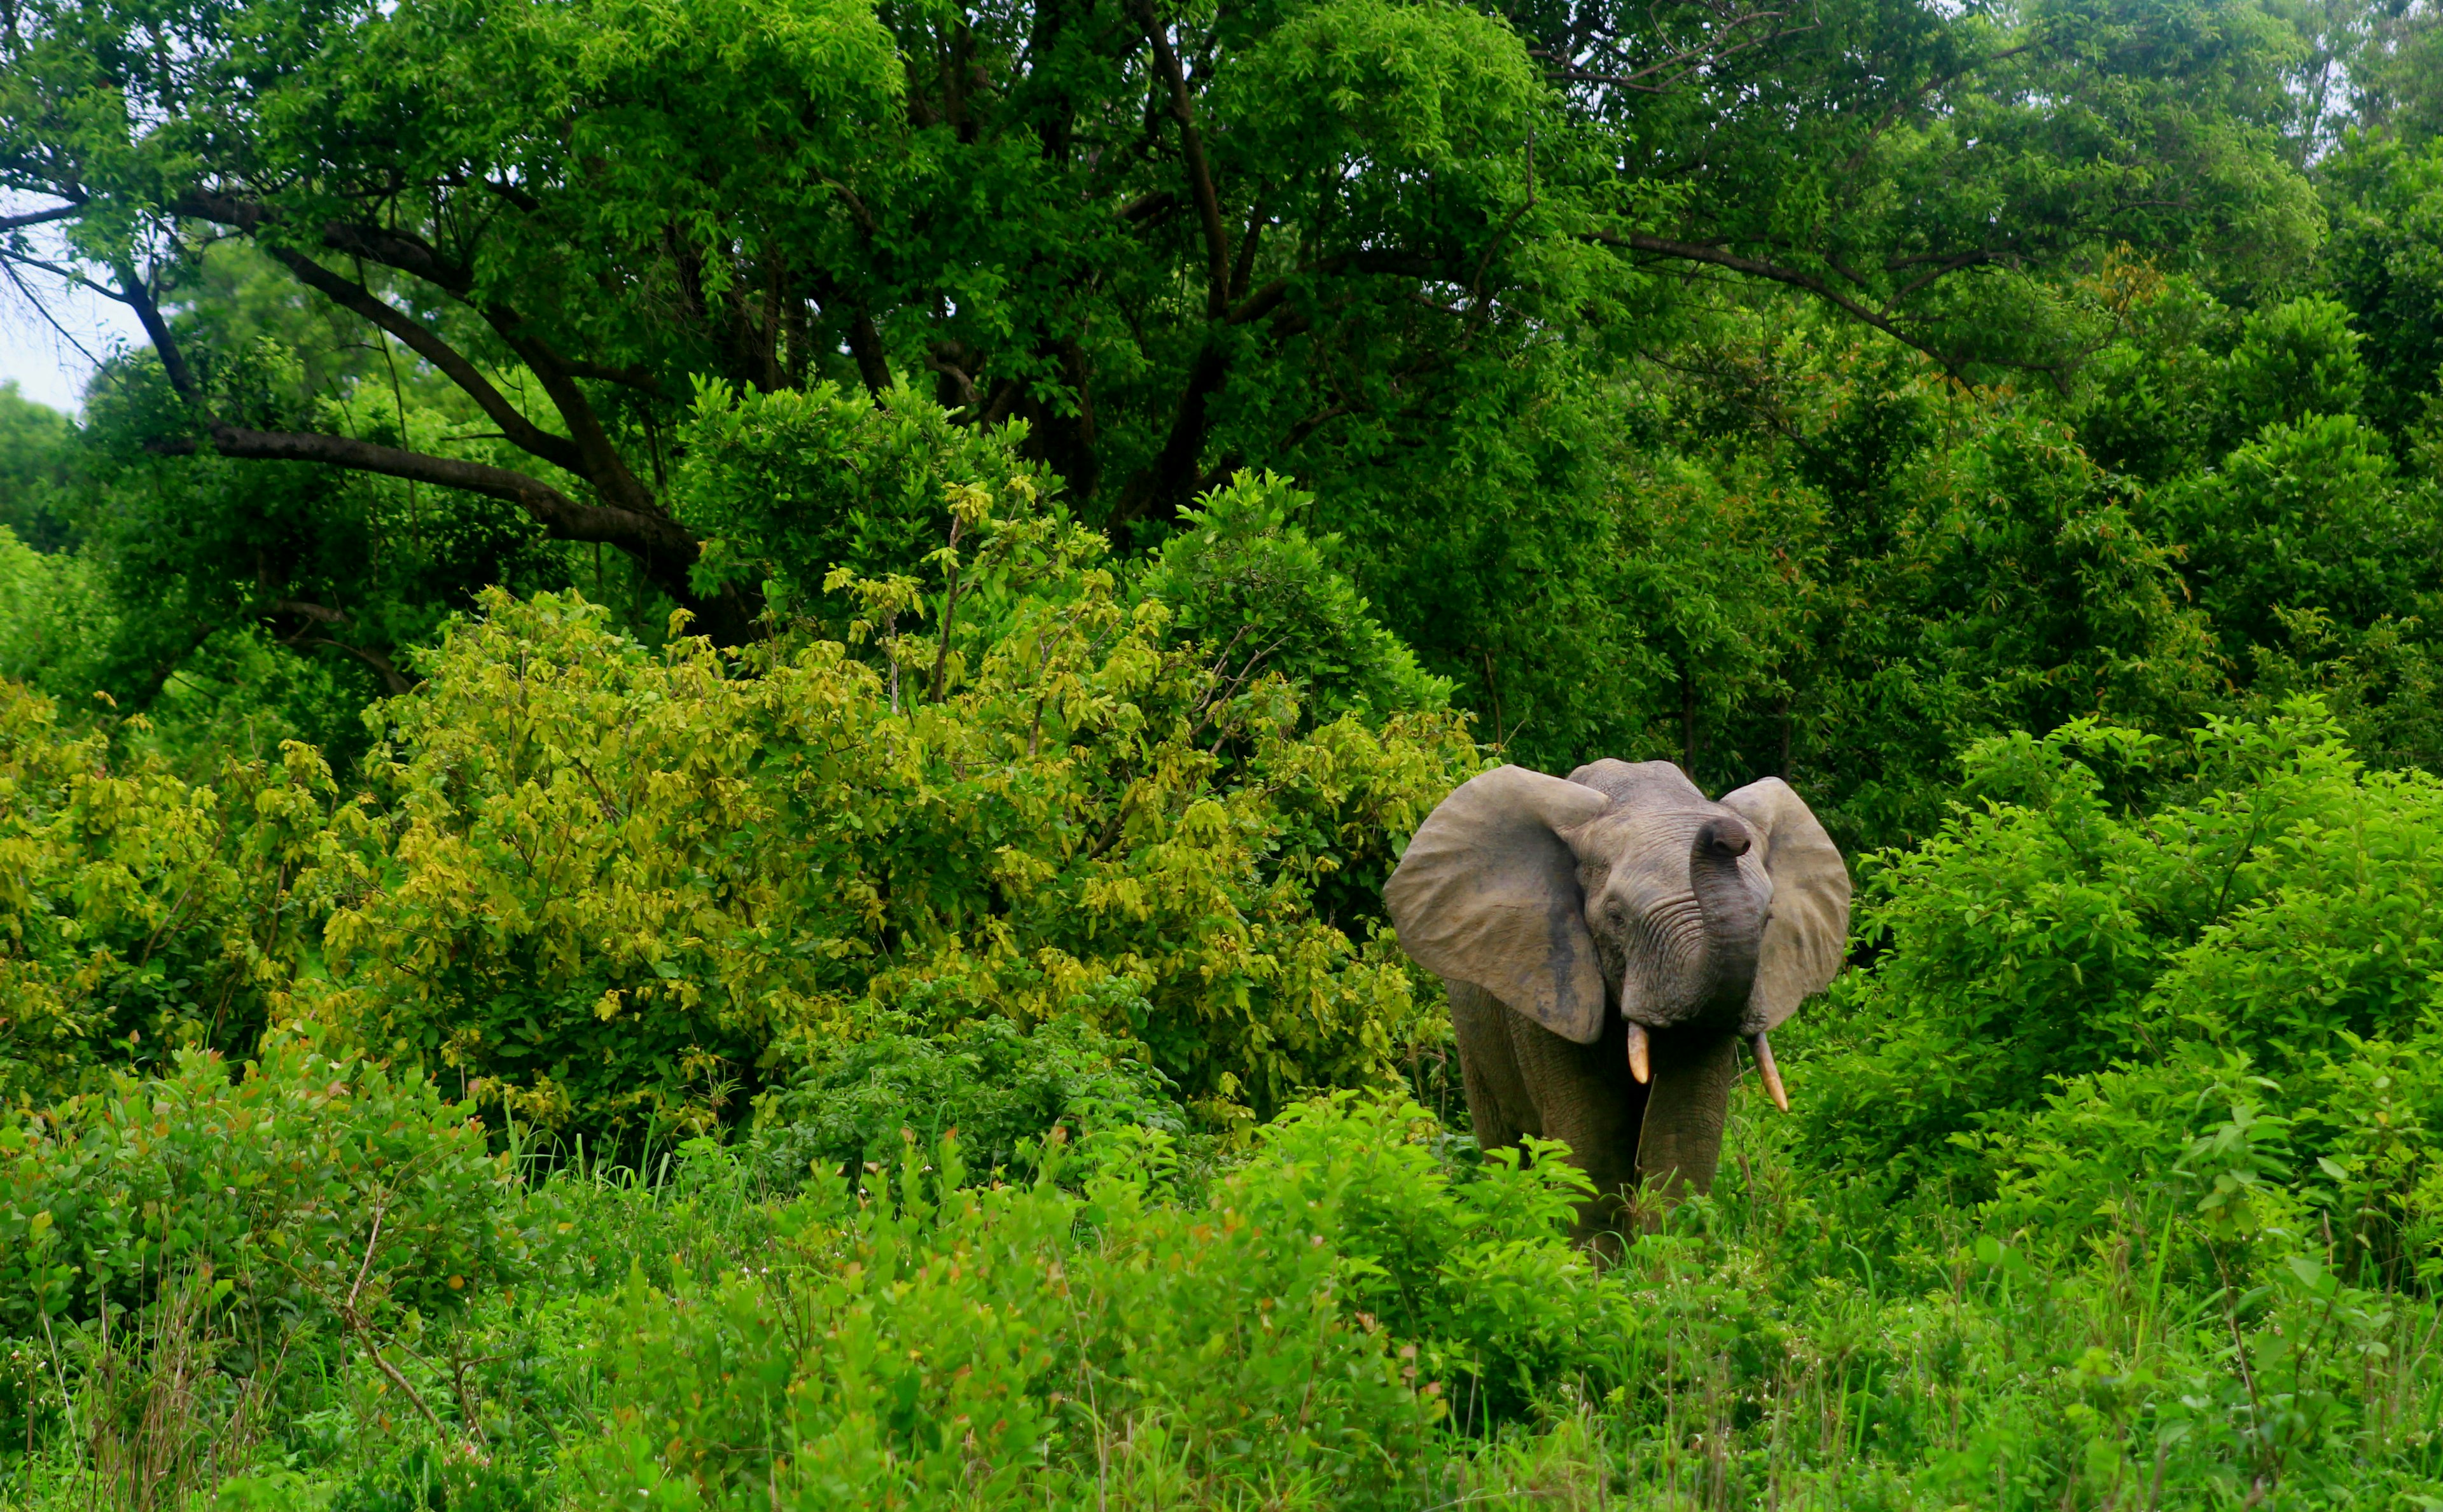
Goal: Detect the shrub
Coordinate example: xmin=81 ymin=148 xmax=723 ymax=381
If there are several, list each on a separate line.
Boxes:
xmin=1808 ymin=698 xmax=2443 ymax=1284
xmin=574 ymin=1094 xmax=1627 ymax=1510
xmin=0 ymin=1034 xmax=522 ymax=1339
xmin=1232 ymin=1095 xmax=1621 ymax=1422
xmin=0 ymin=684 xmax=348 ymax=1102
xmin=748 ymin=1013 xmax=1187 ymax=1188
xmin=307 ymin=481 xmax=1475 ymax=1137
xmin=1141 ymin=471 xmax=1452 ymax=730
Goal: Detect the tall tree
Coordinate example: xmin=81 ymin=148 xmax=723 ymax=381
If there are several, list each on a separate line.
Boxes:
xmin=0 ymin=0 xmax=2314 ymax=637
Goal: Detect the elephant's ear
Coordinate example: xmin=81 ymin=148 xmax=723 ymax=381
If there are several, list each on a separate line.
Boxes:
xmin=1383 ymin=765 xmax=1611 ymax=1044
xmin=1718 ymin=777 xmax=1851 ymax=1032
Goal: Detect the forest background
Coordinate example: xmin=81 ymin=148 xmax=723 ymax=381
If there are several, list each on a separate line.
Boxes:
xmin=6 ymin=0 xmax=2443 ymax=1503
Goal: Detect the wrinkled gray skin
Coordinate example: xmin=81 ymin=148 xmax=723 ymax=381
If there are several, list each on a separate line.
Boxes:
xmin=1383 ymin=759 xmax=1850 ymax=1245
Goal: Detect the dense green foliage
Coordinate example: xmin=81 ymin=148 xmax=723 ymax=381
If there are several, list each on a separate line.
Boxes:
xmin=0 ymin=0 xmax=2403 ymax=820
xmin=3 ymin=458 xmax=1470 ymax=1132
xmin=3 ymin=0 xmax=2443 ymax=1502
xmin=1807 ymin=704 xmax=2443 ymax=1279
xmin=8 ymin=1060 xmax=2440 ymax=1508
xmin=1 ymin=1037 xmax=522 ymax=1339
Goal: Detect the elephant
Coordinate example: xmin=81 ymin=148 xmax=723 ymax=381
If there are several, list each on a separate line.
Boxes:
xmin=1382 ymin=759 xmax=1851 ymax=1242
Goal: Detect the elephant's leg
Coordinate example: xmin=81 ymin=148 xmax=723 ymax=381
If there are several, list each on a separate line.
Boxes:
xmin=1634 ymin=1027 xmax=1743 ymax=1204
xmin=1448 ymin=978 xmax=1537 ymax=1152
xmin=1497 ymin=1004 xmax=1650 ymax=1247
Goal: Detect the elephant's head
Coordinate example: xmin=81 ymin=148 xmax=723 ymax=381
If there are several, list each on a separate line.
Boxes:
xmin=1382 ymin=760 xmax=1850 ymax=1196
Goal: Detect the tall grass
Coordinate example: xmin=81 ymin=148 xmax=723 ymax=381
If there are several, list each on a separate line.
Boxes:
xmin=4 ymin=1092 xmax=2437 ymax=1511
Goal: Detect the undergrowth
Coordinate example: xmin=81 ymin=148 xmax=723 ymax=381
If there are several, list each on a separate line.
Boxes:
xmin=4 ymin=1067 xmax=2437 ymax=1511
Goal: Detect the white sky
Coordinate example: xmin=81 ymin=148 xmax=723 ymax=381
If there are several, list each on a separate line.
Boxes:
xmin=0 ymin=272 xmax=148 ymax=413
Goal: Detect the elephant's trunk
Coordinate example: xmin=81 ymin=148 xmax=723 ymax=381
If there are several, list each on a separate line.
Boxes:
xmin=1686 ymin=817 xmax=1764 ymax=1011
xmin=1627 ymin=818 xmax=1765 ymax=1208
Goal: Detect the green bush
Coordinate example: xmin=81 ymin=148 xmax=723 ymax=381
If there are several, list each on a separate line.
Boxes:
xmin=0 ymin=683 xmax=347 ymax=1101
xmin=1141 ymin=472 xmax=1453 ymax=730
xmin=748 ymin=1013 xmax=1187 ymax=1188
xmin=1234 ymin=1095 xmax=1619 ymax=1422
xmin=574 ymin=1093 xmax=1641 ymax=1509
xmin=1807 ymin=698 xmax=2443 ymax=1284
xmin=0 ymin=1035 xmax=522 ymax=1338
xmin=308 ymin=479 xmax=1473 ymax=1138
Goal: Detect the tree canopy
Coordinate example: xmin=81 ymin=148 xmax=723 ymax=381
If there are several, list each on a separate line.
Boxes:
xmin=0 ymin=0 xmax=2433 ymax=843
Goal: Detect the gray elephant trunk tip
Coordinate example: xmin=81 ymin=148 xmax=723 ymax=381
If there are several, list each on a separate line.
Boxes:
xmin=1694 ymin=817 xmax=1751 ymax=859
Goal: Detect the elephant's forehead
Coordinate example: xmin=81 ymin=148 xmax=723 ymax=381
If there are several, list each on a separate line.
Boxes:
xmin=1573 ymin=805 xmax=1771 ymax=892
xmin=1573 ymin=801 xmax=1725 ymax=852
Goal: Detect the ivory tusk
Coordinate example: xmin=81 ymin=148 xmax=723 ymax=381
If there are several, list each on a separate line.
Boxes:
xmin=1625 ymin=1020 xmax=1652 ymax=1085
xmin=1750 ymin=1032 xmax=1790 ymax=1114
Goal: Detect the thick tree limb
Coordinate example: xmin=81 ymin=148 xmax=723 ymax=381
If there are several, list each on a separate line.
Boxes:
xmin=168 ymin=192 xmax=477 ymax=293
xmin=155 ymin=424 xmax=697 ymax=558
xmin=1117 ymin=190 xmax=1183 ymax=226
xmin=0 ymin=202 xmax=82 ymax=233
xmin=261 ymin=600 xmax=415 ymax=695
xmin=559 ymin=357 xmax=665 ymax=395
xmin=1132 ymin=0 xmax=1232 ymax=321
xmin=300 ymin=637 xmax=416 ymax=697
xmin=113 ymin=260 xmax=200 ymax=399
xmin=1117 ymin=341 xmax=1230 ymax=525
xmin=1115 ymin=249 xmax=1451 ymax=524
xmin=267 ymin=247 xmax=587 ymax=474
xmin=477 ymin=311 xmax=664 ymax=516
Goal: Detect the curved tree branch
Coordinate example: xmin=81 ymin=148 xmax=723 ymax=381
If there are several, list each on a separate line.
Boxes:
xmin=1132 ymin=0 xmax=1232 ymax=321
xmin=112 ymin=260 xmax=200 ymax=399
xmin=1591 ymin=230 xmax=1970 ymax=377
xmin=148 ymin=424 xmax=708 ymax=613
xmin=267 ymin=247 xmax=587 ymax=474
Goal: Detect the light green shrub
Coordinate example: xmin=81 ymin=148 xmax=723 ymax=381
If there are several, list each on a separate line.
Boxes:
xmin=308 ymin=481 xmax=1474 ymax=1137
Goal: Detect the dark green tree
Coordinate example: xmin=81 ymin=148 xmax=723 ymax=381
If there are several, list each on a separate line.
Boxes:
xmin=0 ymin=0 xmax=2315 ymax=604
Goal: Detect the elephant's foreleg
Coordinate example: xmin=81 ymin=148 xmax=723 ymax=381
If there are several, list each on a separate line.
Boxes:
xmin=1494 ymin=1001 xmax=1650 ymax=1246
xmin=1448 ymin=978 xmax=1535 ymax=1152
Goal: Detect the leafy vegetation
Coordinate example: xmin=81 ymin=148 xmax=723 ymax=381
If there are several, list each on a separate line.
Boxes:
xmin=3 ymin=0 xmax=2443 ymax=1502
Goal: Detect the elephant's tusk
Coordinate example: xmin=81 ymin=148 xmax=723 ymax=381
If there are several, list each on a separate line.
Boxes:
xmin=1626 ymin=1021 xmax=1651 ymax=1084
xmin=1750 ymin=1032 xmax=1790 ymax=1114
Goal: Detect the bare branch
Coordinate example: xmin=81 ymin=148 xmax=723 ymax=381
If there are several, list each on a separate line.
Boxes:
xmin=153 ymin=424 xmax=698 ymax=560
xmin=477 ymin=312 xmax=662 ymax=515
xmin=0 ymin=202 xmax=81 ymax=233
xmin=559 ymin=357 xmax=665 ymax=395
xmin=166 ymin=193 xmax=477 ymax=293
xmin=112 ymin=261 xmax=200 ymax=401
